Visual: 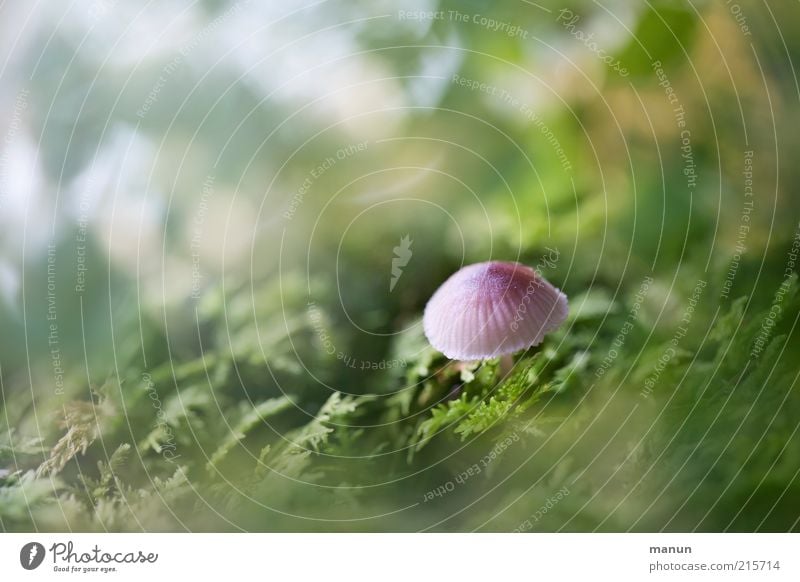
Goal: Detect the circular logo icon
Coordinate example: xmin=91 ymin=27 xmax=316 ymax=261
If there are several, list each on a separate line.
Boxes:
xmin=20 ymin=542 xmax=45 ymax=570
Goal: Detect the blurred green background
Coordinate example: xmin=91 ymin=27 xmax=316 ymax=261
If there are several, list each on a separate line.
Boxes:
xmin=1 ymin=0 xmax=799 ymax=532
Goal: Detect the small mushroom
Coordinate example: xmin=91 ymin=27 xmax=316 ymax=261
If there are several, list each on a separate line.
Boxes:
xmin=423 ymin=261 xmax=568 ymax=373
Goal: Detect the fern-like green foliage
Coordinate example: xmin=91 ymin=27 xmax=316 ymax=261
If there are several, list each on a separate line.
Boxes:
xmin=2 ymin=270 xmax=798 ymax=532
xmin=206 ymin=396 xmax=292 ymax=474
xmin=36 ymin=397 xmax=114 ymax=477
xmin=413 ymin=337 xmax=591 ymax=449
xmin=0 ymin=471 xmax=62 ymax=523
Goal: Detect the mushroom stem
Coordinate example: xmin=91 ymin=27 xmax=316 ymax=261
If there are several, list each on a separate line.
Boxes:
xmin=499 ymin=354 xmax=514 ymax=379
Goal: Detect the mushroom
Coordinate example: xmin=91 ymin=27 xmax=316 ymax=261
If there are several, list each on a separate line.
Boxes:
xmin=423 ymin=261 xmax=568 ymax=374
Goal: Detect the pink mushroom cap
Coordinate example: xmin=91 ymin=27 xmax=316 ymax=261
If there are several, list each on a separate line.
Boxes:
xmin=423 ymin=261 xmax=569 ymax=360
